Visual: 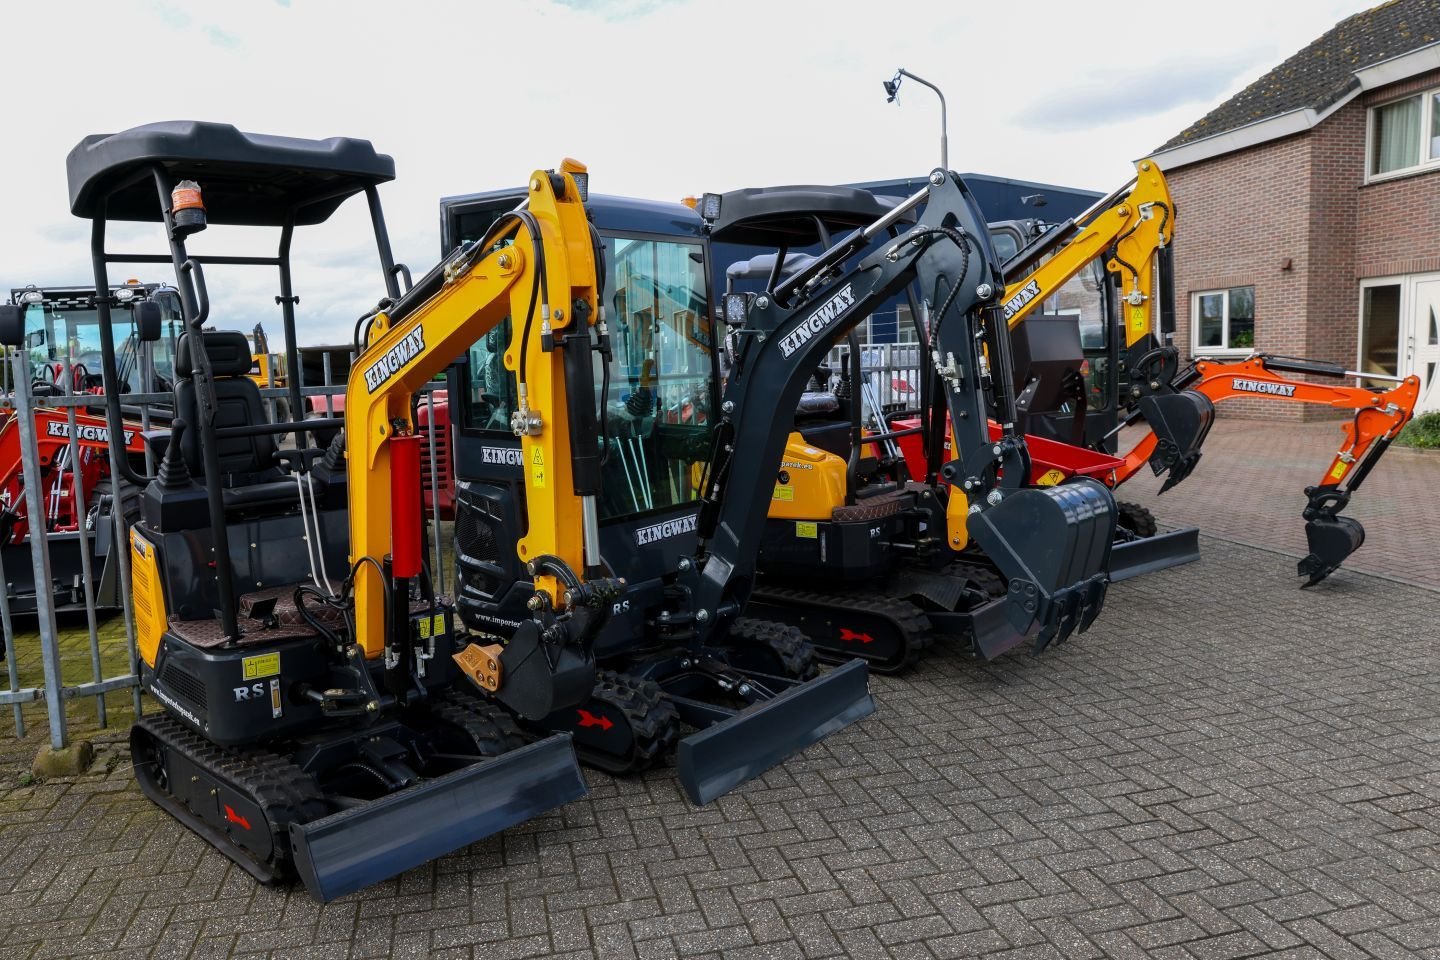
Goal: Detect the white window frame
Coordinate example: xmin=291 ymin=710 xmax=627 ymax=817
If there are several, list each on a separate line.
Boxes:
xmin=1190 ymin=287 xmax=1254 ymax=357
xmin=1365 ymin=86 xmax=1440 ymax=183
xmin=1356 ymin=276 xmax=1406 ymax=387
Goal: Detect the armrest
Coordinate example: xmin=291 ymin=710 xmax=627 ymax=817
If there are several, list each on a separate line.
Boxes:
xmin=276 ymin=447 xmax=327 ymax=473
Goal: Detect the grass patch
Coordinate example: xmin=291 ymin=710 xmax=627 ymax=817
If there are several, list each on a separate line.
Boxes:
xmin=1 ymin=611 xmax=139 ymax=741
xmin=1396 ymin=411 xmax=1440 ymax=449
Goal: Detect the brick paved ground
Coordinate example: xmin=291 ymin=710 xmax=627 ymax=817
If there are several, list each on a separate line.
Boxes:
xmin=2 ymin=537 xmax=1438 ymax=959
xmin=1117 ymin=419 xmax=1440 ymax=590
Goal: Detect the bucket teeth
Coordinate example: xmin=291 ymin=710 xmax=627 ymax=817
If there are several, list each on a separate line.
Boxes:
xmin=1298 ymin=515 xmax=1365 ymax=587
xmin=1139 ymin=392 xmax=1215 ymax=486
xmin=968 ymin=478 xmax=1117 ymax=653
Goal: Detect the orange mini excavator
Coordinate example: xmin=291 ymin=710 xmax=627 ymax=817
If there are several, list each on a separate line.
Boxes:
xmin=943 ymin=159 xmax=1420 ymax=587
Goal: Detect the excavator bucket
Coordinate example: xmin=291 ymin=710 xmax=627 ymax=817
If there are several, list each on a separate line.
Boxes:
xmin=675 ymin=659 xmax=874 ymax=806
xmin=1298 ymin=514 xmax=1365 ymax=587
xmin=1138 ymin=392 xmax=1215 ymax=492
xmin=967 ymin=478 xmax=1117 ymax=656
xmin=290 ymin=734 xmax=585 ymax=902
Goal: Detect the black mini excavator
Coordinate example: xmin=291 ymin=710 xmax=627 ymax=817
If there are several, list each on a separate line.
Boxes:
xmin=446 ymin=169 xmax=1116 ymax=801
xmin=34 ymin=122 xmax=626 ymax=902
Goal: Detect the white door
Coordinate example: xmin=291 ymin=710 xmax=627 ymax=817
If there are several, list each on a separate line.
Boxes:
xmin=1410 ymin=276 xmax=1440 ymax=414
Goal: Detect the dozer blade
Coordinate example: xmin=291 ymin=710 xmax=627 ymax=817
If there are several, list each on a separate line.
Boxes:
xmin=290 ymin=734 xmax=585 ymax=902
xmin=675 ymin=659 xmax=873 ymax=806
xmin=1108 ymin=527 xmax=1201 ymax=582
xmin=1298 ymin=514 xmax=1365 ymax=587
xmin=1138 ymin=392 xmax=1215 ymax=492
xmin=967 ymin=478 xmax=1116 ymax=654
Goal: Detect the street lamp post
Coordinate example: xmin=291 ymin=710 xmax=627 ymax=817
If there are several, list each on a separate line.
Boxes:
xmin=883 ymin=68 xmax=948 ymax=172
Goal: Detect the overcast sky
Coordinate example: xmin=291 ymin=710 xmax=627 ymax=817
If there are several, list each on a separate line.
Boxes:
xmin=5 ymin=0 xmax=1365 ymax=344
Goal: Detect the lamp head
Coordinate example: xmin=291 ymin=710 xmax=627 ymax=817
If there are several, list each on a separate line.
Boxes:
xmin=883 ymin=70 xmax=903 ymax=103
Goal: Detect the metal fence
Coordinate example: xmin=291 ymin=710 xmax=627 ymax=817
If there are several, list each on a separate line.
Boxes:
xmin=2 ymin=329 xmax=914 ymax=750
xmin=0 ymin=347 xmax=450 ymax=750
xmin=822 ymin=340 xmax=925 ymax=423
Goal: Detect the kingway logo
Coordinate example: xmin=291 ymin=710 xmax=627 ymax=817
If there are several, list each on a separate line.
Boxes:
xmin=634 ymin=513 xmax=698 ymax=546
xmin=364 ymin=328 xmax=426 ymax=393
xmin=1001 ymin=280 xmax=1041 ymax=321
xmin=481 ymin=446 xmax=524 ymax=466
xmin=1231 ymin=378 xmax=1296 ymax=398
xmin=779 ymin=284 xmax=856 ymax=358
xmin=46 ymin=420 xmax=135 ymax=445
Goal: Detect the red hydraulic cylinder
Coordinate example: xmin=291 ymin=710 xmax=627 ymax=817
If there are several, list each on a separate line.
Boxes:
xmin=390 ymin=433 xmax=423 ymax=579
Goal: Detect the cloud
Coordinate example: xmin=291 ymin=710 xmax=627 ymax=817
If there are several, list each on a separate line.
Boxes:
xmin=549 ymin=0 xmax=682 ymax=21
xmin=1015 ymin=57 xmax=1259 ymax=132
xmin=206 ymin=26 xmax=241 ymax=49
xmin=151 ymin=1 xmax=189 ymax=28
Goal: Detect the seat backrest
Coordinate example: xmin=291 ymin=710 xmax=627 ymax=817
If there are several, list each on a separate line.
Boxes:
xmin=174 ymin=331 xmax=279 ymax=484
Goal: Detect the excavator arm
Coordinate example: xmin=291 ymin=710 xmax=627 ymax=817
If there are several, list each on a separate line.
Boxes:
xmin=347 ymin=159 xmax=611 ymax=716
xmin=701 ymin=171 xmax=1118 ymax=654
xmin=1112 ymin=354 xmax=1420 ymax=583
xmin=1001 ymin=160 xmax=1420 ymax=584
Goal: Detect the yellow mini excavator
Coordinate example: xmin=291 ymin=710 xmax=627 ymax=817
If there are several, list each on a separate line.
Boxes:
xmin=32 ymin=121 xmax=640 ymax=902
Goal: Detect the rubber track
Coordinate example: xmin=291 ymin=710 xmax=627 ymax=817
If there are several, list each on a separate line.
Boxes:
xmin=1116 ymin=501 xmax=1159 ymax=539
xmin=731 ymin=616 xmax=820 ymax=680
xmin=427 ymin=690 xmax=529 ymax=756
xmin=578 ymin=669 xmax=680 ymax=774
xmin=131 ymin=714 xmax=325 ymax=885
xmin=946 ymin=559 xmax=1008 ymax=598
xmin=745 ymin=587 xmax=935 ymax=675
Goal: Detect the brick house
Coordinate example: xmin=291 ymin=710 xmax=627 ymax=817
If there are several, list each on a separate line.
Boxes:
xmin=1152 ymin=0 xmax=1440 ymax=418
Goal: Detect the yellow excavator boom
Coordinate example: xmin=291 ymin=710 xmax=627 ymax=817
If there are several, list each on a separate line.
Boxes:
xmin=345 ymin=161 xmax=599 ymax=659
xmin=1002 ymin=159 xmax=1174 ymax=347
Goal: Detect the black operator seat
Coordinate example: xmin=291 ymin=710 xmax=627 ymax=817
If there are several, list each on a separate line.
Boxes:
xmin=173 ymin=331 xmax=301 ymax=512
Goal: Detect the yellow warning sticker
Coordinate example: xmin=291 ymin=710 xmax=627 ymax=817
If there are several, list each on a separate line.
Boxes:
xmin=1329 ymin=461 xmax=1349 ymax=481
xmin=1036 ymin=468 xmax=1066 ymax=486
xmin=1130 ymin=306 xmax=1146 ymax=333
xmin=773 ymin=485 xmax=794 ymax=502
xmin=418 ymin=614 xmax=448 ymax=639
xmin=242 ymin=652 xmax=281 ymax=680
xmin=530 ymin=447 xmax=546 ymax=487
xmin=796 ymin=521 xmax=818 ymax=539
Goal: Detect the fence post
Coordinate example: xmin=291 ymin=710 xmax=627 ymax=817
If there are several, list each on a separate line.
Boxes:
xmin=61 ymin=352 xmax=106 ymax=728
xmin=10 ymin=351 xmax=68 ymax=749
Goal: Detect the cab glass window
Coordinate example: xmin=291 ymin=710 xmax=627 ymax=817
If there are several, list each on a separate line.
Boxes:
xmin=462 ymin=321 xmax=515 ymax=432
xmin=599 ymin=236 xmax=715 ymax=521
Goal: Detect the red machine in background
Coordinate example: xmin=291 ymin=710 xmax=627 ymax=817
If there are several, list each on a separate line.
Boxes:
xmin=1 ymin=281 xmax=178 ymax=612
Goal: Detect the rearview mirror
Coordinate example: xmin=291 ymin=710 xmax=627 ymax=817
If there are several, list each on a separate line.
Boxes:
xmin=134 ymin=300 xmax=162 ymax=342
xmin=0 ymin=305 xmax=23 ymax=348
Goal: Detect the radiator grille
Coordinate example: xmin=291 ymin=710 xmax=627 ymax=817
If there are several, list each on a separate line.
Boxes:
xmin=456 ymin=508 xmax=503 ymax=597
xmin=160 ymin=661 xmax=207 ymax=710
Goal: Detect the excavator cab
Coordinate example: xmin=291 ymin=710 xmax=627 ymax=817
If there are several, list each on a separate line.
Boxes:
xmin=442 ymin=189 xmax=875 ymax=804
xmin=57 ymin=122 xmax=588 ymax=901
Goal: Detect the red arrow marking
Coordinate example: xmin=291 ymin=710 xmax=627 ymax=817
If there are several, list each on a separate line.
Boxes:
xmin=839 ymin=628 xmax=875 ymax=644
xmin=576 ymin=709 xmax=615 ymax=731
xmin=223 ymin=804 xmax=252 ymax=831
